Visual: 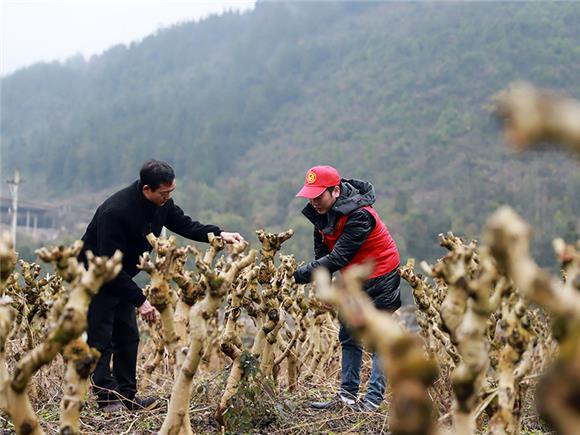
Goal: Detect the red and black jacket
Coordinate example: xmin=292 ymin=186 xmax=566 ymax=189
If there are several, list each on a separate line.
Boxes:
xmin=295 ymin=179 xmax=401 ymax=311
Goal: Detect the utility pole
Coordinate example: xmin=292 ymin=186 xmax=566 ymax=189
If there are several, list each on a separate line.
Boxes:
xmin=6 ymin=169 xmax=22 ymax=248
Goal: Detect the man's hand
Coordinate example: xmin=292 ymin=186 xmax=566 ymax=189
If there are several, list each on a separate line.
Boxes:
xmin=139 ymin=299 xmax=158 ymax=324
xmin=322 ymin=301 xmax=334 ymax=311
xmin=221 ymin=232 xmax=244 ymax=243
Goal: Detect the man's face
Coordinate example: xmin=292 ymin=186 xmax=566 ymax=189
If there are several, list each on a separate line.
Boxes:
xmin=143 ymin=180 xmax=176 ymax=207
xmin=309 ymin=186 xmax=339 ymax=215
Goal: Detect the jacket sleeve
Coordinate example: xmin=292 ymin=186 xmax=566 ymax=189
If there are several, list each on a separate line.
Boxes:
xmin=164 ymin=200 xmax=222 ymax=243
xmin=294 ymin=209 xmax=375 ymax=284
xmin=97 ymin=209 xmax=147 ymax=307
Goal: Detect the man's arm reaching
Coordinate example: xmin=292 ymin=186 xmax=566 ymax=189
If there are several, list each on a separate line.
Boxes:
xmin=294 ymin=209 xmax=375 ymax=283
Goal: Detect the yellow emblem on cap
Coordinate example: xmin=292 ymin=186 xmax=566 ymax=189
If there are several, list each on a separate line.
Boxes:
xmin=306 ymin=171 xmax=317 ymax=184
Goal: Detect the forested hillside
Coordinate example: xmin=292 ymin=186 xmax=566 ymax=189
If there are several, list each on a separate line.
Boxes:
xmin=2 ymin=1 xmax=579 ymax=274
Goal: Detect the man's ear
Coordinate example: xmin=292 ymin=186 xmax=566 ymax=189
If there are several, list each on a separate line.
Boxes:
xmin=332 ymin=185 xmax=340 ymax=199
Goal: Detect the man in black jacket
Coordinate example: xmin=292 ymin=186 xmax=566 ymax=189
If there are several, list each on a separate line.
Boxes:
xmin=81 ymin=159 xmax=243 ymax=412
xmin=294 ymin=165 xmax=401 ymax=411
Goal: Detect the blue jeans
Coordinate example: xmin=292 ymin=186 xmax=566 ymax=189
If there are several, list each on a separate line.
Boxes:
xmin=338 ymin=268 xmax=401 ymax=405
xmin=339 ymin=323 xmax=386 ymax=404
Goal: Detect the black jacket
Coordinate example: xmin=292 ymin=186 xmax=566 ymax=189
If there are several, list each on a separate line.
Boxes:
xmin=295 ymin=179 xmax=401 ymax=311
xmin=80 ymin=180 xmax=221 ymax=307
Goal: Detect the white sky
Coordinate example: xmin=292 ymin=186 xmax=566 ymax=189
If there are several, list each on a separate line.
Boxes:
xmin=0 ymin=0 xmax=256 ymax=76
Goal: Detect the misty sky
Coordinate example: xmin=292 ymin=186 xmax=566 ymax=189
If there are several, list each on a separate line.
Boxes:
xmin=1 ymin=0 xmax=256 ymax=76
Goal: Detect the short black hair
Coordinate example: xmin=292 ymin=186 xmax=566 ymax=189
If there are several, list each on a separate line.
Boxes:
xmin=139 ymin=159 xmax=175 ymax=191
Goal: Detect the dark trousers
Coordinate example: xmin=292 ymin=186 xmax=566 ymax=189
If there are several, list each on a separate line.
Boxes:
xmin=87 ymin=291 xmax=140 ymax=405
xmin=339 ymin=324 xmax=386 ymax=404
xmin=339 ymin=269 xmax=401 ymax=405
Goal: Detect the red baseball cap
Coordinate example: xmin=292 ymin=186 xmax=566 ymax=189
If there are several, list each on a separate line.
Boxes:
xmin=296 ymin=165 xmax=341 ymax=198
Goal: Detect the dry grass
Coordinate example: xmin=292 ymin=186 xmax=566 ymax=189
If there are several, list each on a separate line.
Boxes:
xmin=0 ymin=337 xmax=556 ymax=434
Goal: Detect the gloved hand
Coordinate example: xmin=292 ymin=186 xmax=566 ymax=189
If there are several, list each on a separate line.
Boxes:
xmin=294 ymin=263 xmax=314 ymax=284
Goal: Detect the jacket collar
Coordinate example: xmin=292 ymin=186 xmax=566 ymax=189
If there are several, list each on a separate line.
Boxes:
xmin=301 ymin=203 xmax=335 ymax=235
xmin=133 ymin=180 xmax=158 ymax=218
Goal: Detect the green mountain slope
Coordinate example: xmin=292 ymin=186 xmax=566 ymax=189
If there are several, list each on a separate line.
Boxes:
xmin=2 ymin=1 xmax=579 ymax=272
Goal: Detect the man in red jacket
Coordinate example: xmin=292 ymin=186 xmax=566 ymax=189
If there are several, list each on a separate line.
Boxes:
xmin=294 ymin=165 xmax=401 ymax=411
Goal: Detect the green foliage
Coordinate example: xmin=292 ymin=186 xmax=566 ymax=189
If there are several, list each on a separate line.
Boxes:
xmin=221 ymin=352 xmax=280 ymax=432
xmin=2 ymin=2 xmax=579 ymax=273
xmin=239 ymin=350 xmax=259 ymax=377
